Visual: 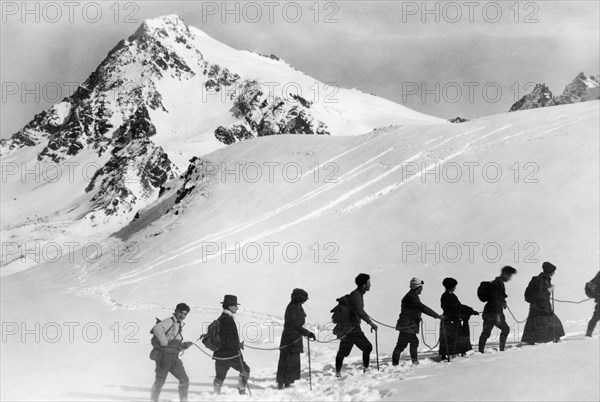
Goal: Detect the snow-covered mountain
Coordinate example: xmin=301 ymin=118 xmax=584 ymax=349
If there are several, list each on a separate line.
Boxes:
xmin=2 ymin=14 xmax=599 ymax=402
xmin=2 ymin=100 xmax=598 ymax=401
xmin=510 ymin=72 xmax=599 ymax=112
xmin=0 ymin=15 xmax=442 ymax=265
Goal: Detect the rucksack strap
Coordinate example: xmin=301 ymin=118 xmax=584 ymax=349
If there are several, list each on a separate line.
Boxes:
xmin=163 ymin=317 xmax=182 ymax=338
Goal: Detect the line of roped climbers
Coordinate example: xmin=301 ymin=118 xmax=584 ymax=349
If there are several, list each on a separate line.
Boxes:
xmin=147 ymin=263 xmax=600 ymax=401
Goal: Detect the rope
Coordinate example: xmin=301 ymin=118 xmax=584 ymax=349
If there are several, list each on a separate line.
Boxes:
xmin=313 ymin=326 xmax=356 ymax=343
xmin=244 ymin=337 xmax=303 ymax=351
xmin=553 ymin=298 xmax=592 ymax=304
xmin=506 ymin=306 xmax=528 ymax=324
xmin=371 ymin=316 xmax=440 ymax=351
xmin=191 ymin=342 xmax=241 ymax=360
xmin=370 ymin=317 xmax=397 ymax=330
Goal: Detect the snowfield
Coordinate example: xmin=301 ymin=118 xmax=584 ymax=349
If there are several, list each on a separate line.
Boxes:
xmin=0 ymin=15 xmax=445 ymax=274
xmin=1 ymin=101 xmax=599 ymax=401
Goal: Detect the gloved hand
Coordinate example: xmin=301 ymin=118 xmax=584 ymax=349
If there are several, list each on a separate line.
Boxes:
xmin=502 ymin=302 xmax=507 ymax=309
xmin=308 ymin=332 xmax=316 ymax=340
xmin=239 ymin=341 xmax=245 ymax=350
xmin=369 ymin=322 xmax=378 ymax=332
xmin=439 ymin=314 xmax=445 ymax=321
xmin=180 ymin=341 xmax=193 ymax=350
xmin=472 ymin=311 xmax=480 ymax=316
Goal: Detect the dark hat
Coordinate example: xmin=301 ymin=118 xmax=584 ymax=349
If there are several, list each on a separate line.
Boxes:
xmin=355 ymin=273 xmax=371 ymax=287
xmin=442 ymin=277 xmax=458 ymax=289
xmin=175 ymin=303 xmax=190 ymax=313
xmin=501 ymin=266 xmax=517 ymax=275
xmin=221 ymin=295 xmax=240 ymax=307
xmin=291 ymin=288 xmax=309 ymax=303
xmin=542 ymin=261 xmax=557 ymax=274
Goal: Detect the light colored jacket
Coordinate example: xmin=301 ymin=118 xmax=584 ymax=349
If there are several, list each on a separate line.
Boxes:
xmin=152 ymin=315 xmax=183 ymax=347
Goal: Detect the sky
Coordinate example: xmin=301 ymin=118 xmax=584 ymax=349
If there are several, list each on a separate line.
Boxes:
xmin=1 ymin=0 xmax=599 ymax=138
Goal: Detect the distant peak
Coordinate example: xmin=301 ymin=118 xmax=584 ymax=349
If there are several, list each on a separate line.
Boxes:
xmin=129 ymin=14 xmax=193 ymax=43
xmin=143 ymin=14 xmax=186 ymax=28
xmin=572 ymin=72 xmax=599 ymax=88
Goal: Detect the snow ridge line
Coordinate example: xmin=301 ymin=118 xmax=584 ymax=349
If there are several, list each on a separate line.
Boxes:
xmin=80 ymin=127 xmax=498 ymax=290
xmin=73 ymin=130 xmax=401 ymax=294
xmin=74 ymin=110 xmax=595 ymax=298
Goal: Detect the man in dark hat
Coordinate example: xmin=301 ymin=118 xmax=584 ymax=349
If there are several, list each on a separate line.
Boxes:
xmin=213 ymin=295 xmax=250 ymax=395
xmin=521 ymin=262 xmax=565 ymax=343
xmin=151 ymin=303 xmax=193 ymax=402
xmin=335 ymin=273 xmax=378 ymax=377
xmin=478 ymin=266 xmax=517 ymax=353
xmin=392 ymin=277 xmax=443 ymax=365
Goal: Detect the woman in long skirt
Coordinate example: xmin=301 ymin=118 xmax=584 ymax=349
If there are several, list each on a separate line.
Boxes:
xmin=276 ymin=288 xmax=316 ymax=389
xmin=521 ymin=262 xmax=565 ymax=344
xmin=439 ymin=278 xmax=479 ymax=360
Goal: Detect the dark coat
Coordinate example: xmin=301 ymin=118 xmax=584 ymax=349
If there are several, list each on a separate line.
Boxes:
xmin=483 ymin=277 xmax=507 ymax=315
xmin=213 ymin=312 xmax=240 ymax=358
xmin=348 ymin=288 xmax=373 ymax=329
xmin=441 ymin=292 xmax=478 ymax=324
xmin=521 ymin=273 xmax=565 ymax=343
xmin=592 ymin=271 xmax=600 ymax=302
xmin=397 ymin=289 xmax=440 ymax=334
xmin=279 ymin=302 xmax=311 ymax=354
xmin=439 ymin=291 xmax=477 ymax=355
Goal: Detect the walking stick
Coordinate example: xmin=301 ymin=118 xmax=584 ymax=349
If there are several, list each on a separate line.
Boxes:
xmin=552 ymin=288 xmax=557 ymax=343
xmin=238 ymin=352 xmax=252 ymax=396
xmin=307 ymin=337 xmax=312 ymax=391
xmin=376 ymin=330 xmax=380 ymax=371
xmin=442 ymin=318 xmax=450 ymax=362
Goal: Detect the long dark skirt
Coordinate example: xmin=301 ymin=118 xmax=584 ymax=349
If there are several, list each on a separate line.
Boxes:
xmin=276 ymin=349 xmax=301 ymax=385
xmin=521 ymin=310 xmax=565 ymax=343
xmin=439 ymin=320 xmax=473 ymax=356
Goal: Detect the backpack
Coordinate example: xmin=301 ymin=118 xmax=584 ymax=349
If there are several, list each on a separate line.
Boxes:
xmin=330 ymin=295 xmax=352 ymax=338
xmin=585 ymin=280 xmax=598 ymax=299
xmin=199 ymin=320 xmax=222 ymax=352
xmin=477 ymin=281 xmax=494 ymax=302
xmin=149 ymin=317 xmax=175 ymax=360
xmin=524 ymin=276 xmax=540 ymax=304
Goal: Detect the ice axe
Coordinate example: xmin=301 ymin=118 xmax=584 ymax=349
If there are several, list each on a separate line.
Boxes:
xmin=552 ymin=287 xmax=557 ymax=343
xmin=307 ymin=337 xmax=313 ymax=390
xmin=441 ymin=317 xmax=450 ymax=362
xmin=371 ymin=326 xmax=380 ymax=371
xmin=238 ymin=352 xmax=252 ymax=396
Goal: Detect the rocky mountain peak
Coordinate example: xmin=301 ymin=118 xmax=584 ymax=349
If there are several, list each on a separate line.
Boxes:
xmin=509 ymin=83 xmax=553 ymax=112
xmin=509 ymin=72 xmax=599 ymax=112
xmin=130 ymin=15 xmax=196 ymax=47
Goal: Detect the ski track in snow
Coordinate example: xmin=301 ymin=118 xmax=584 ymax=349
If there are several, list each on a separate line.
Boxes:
xmin=72 ymin=130 xmax=404 ymax=296
xmin=70 ymin=107 xmax=597 ymax=308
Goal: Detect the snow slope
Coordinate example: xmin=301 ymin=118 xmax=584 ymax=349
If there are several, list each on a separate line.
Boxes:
xmin=1 ymin=101 xmax=598 ymax=401
xmin=0 ymin=15 xmax=443 ymax=275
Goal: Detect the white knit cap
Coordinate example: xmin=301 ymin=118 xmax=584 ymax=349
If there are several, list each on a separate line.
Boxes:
xmin=410 ymin=277 xmax=424 ymax=289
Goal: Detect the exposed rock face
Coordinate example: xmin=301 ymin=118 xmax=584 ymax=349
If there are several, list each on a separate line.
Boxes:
xmin=509 ymin=84 xmax=553 ymax=112
xmin=0 ymin=102 xmax=71 ymax=155
xmin=214 ymin=80 xmax=330 ymax=145
xmin=202 ymin=63 xmax=240 ymax=92
xmin=214 ymin=125 xmax=253 ymax=145
xmin=85 ymin=137 xmax=175 ymax=216
xmin=449 ymin=117 xmax=469 ymax=123
xmin=167 ymin=156 xmax=214 ymax=216
xmin=510 ymin=73 xmax=599 ymax=112
xmin=552 ymin=72 xmax=600 ymax=105
xmin=0 ymin=15 xmax=202 ymax=218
